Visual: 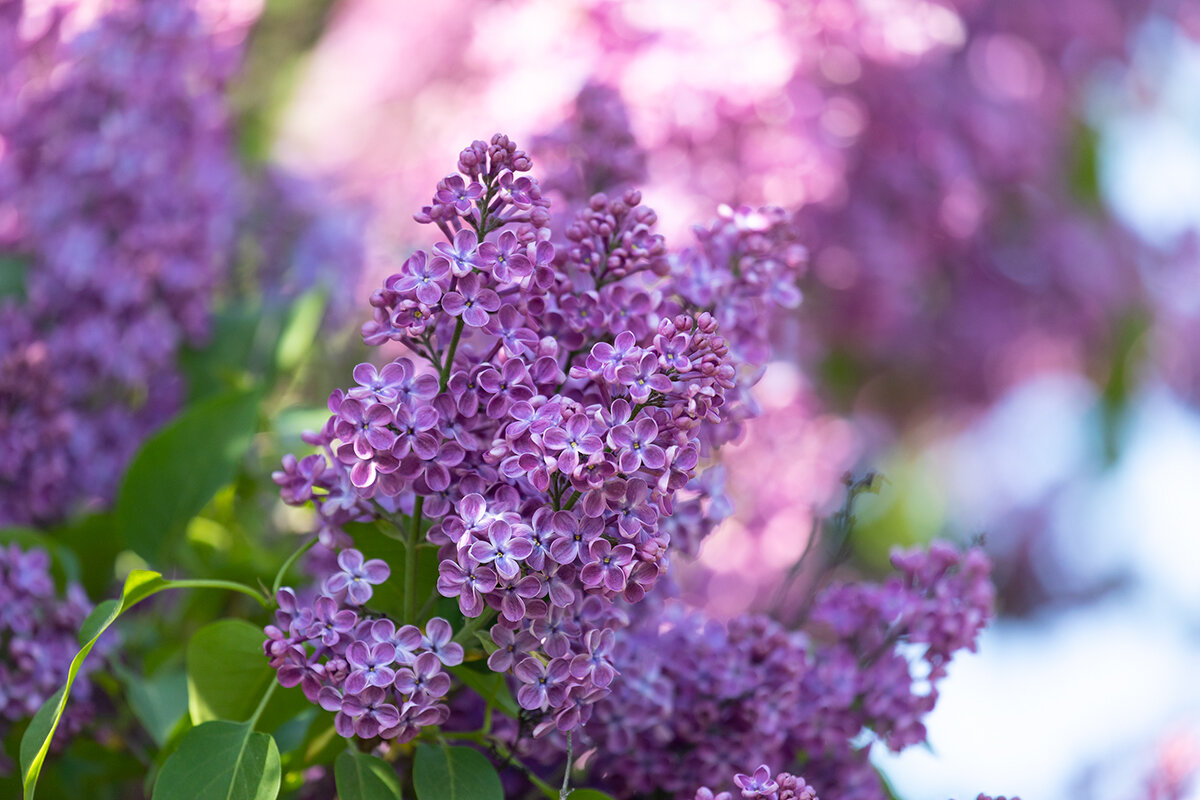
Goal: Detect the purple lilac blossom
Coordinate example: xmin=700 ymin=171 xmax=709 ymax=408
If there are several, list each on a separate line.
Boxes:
xmin=272 ymin=133 xmax=806 ymax=738
xmin=264 ymin=553 xmax=455 ymax=743
xmin=0 ymin=0 xmax=245 ymax=525
xmin=0 ymin=544 xmax=106 ymax=751
xmin=552 ymin=543 xmax=994 ymax=800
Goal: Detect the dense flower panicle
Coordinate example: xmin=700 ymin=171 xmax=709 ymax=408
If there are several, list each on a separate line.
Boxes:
xmin=0 ymin=0 xmax=245 ymax=525
xmin=534 ymin=81 xmax=648 ymax=206
xmin=264 ymin=550 xmax=458 ymax=742
xmin=0 ymin=545 xmax=105 ymax=746
xmin=272 ymin=133 xmax=810 ymax=740
xmin=573 ymin=543 xmax=993 ymax=800
xmin=670 ymin=205 xmax=808 ymax=450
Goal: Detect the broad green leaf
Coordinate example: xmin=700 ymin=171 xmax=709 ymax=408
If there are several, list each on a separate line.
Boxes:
xmin=50 ymin=513 xmax=120 ymax=598
xmin=187 ymin=619 xmax=307 ymax=733
xmin=449 ymin=664 xmax=519 ymax=718
xmin=275 ymin=288 xmax=327 ymax=372
xmin=20 ymin=570 xmax=266 ymax=799
xmin=412 ymin=744 xmax=502 ymax=800
xmin=117 ymin=664 xmax=189 ymax=747
xmin=334 ymin=748 xmax=403 ymax=800
xmin=569 ymin=792 xmax=618 ymax=800
xmin=21 ymin=570 xmax=171 ymax=798
xmin=151 ymin=720 xmax=280 ymax=800
xmin=188 ymin=620 xmax=275 ymax=725
xmin=179 ymin=303 xmax=265 ymax=402
xmin=118 ymin=388 xmax=260 ymax=561
xmin=343 ymin=522 xmax=439 ymax=622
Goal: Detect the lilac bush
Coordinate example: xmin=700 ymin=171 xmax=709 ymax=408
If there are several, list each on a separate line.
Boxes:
xmin=0 ymin=0 xmax=243 ymax=525
xmin=0 ymin=545 xmax=105 ymax=752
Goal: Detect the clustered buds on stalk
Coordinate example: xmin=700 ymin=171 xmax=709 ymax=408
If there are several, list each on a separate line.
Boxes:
xmin=272 ymin=133 xmax=779 ymax=740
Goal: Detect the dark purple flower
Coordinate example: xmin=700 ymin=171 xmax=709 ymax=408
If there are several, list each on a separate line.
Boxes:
xmin=543 ymin=413 xmax=604 ymax=475
xmin=436 ymin=557 xmax=498 ymax=617
xmin=608 ymin=417 xmax=666 ymax=473
xmin=340 ymin=685 xmax=401 ymax=739
xmin=616 ymin=352 xmax=673 ymax=402
xmin=487 ymin=624 xmax=539 ymax=672
xmin=513 ymin=656 xmax=570 ymax=711
xmin=579 ymin=539 xmax=634 ymax=593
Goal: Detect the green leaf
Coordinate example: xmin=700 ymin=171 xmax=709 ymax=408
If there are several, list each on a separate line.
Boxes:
xmin=117 ymin=388 xmax=260 ymax=561
xmin=275 ymin=288 xmax=327 ymax=373
xmin=117 ymin=664 xmax=189 ymax=747
xmin=151 ymin=720 xmax=280 ymax=800
xmin=0 ymin=255 xmax=27 ymax=300
xmin=412 ymin=744 xmax=502 ymax=800
xmin=568 ymin=792 xmax=618 ymax=800
xmin=449 ymin=664 xmax=519 ymax=718
xmin=50 ymin=513 xmax=120 ymax=598
xmin=20 ymin=570 xmax=265 ymax=798
xmin=21 ymin=569 xmax=173 ymax=798
xmin=334 ymin=748 xmax=403 ymax=800
xmin=187 ymin=620 xmax=276 ymax=725
xmin=179 ymin=303 xmax=266 ymax=402
xmin=186 ymin=619 xmax=306 ymax=733
xmin=343 ymin=522 xmax=439 ymax=622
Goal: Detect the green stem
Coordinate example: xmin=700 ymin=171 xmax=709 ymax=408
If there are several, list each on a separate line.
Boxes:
xmin=452 ymin=608 xmax=498 ymax=645
xmin=166 ymin=579 xmax=270 ymax=608
xmin=247 ymin=677 xmax=278 ymax=729
xmin=562 ymin=491 xmax=581 ymax=512
xmin=438 ymin=317 xmax=466 ymax=391
xmin=270 ymin=536 xmax=319 ymax=599
xmin=404 ymin=496 xmax=425 ymax=624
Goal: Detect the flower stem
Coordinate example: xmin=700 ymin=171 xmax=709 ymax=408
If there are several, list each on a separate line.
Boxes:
xmin=404 ymin=495 xmax=425 ymax=624
xmin=439 ymin=317 xmax=465 ymax=391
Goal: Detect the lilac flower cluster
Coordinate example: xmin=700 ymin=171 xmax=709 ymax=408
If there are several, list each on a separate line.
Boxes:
xmin=670 ymin=204 xmax=807 ymax=451
xmin=0 ymin=0 xmax=243 ymax=525
xmin=571 ymin=543 xmax=994 ymax=800
xmin=273 ymin=134 xmax=796 ymax=739
xmin=534 ymin=81 xmax=648 ymax=207
xmin=0 ymin=545 xmax=103 ymax=746
xmin=265 ymin=548 xmax=460 ymax=741
xmin=692 ymin=765 xmax=819 ymax=800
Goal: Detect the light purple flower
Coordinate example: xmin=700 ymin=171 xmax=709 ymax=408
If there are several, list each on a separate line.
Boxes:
xmin=323 ymin=549 xmax=390 ymax=606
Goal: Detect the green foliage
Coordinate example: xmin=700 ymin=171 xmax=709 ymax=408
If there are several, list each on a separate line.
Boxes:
xmin=151 ymin=721 xmax=281 ymax=800
xmin=188 ymin=620 xmax=278 ymax=725
xmin=343 ymin=521 xmax=441 ymax=623
xmin=116 ymin=663 xmax=189 ymax=747
xmin=412 ymin=744 xmax=503 ymax=800
xmin=276 ymin=288 xmax=328 ymax=373
xmin=450 ymin=662 xmax=520 ymax=718
xmin=568 ymin=791 xmax=619 ymax=800
xmin=118 ymin=388 xmax=261 ymax=562
xmin=0 ymin=254 xmax=27 ymax=300
xmin=334 ymin=748 xmax=404 ymax=800
xmin=21 ymin=570 xmax=175 ymax=798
